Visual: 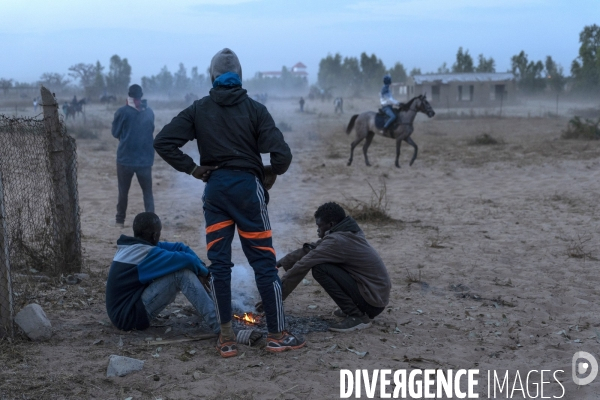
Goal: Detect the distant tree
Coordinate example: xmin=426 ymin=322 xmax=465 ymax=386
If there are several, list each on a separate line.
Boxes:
xmin=476 ymin=54 xmax=496 ymax=72
xmin=437 ymin=62 xmax=450 ymax=74
xmin=571 ymin=24 xmax=600 ymax=92
xmin=0 ymin=78 xmax=14 ymax=96
xmin=90 ymin=61 xmax=105 ymax=99
xmin=318 ymin=53 xmax=344 ymax=91
xmin=39 ymin=73 xmax=70 ymax=93
xmin=106 ymin=55 xmax=131 ymax=96
xmin=173 ymin=63 xmax=190 ymax=93
xmin=68 ymin=63 xmax=95 ymax=93
xmin=360 ymin=52 xmax=387 ymax=91
xmin=190 ymin=66 xmax=208 ymax=94
xmin=409 ymin=68 xmax=422 ymax=77
xmin=452 ymin=47 xmax=474 ymax=73
xmin=142 ymin=66 xmax=174 ymax=95
xmin=388 ymin=62 xmax=408 ymax=82
xmin=341 ymin=56 xmax=362 ymax=95
xmin=511 ymin=51 xmax=546 ymax=93
xmin=545 ymin=56 xmax=566 ymax=93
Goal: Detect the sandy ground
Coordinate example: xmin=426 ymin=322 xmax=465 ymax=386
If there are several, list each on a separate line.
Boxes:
xmin=1 ymin=95 xmax=600 ymax=399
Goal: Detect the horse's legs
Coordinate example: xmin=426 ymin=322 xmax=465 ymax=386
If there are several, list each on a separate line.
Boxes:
xmin=362 ymin=131 xmax=375 ymax=166
xmin=348 ymin=136 xmax=365 ymax=166
xmin=395 ymin=137 xmax=402 ymax=168
xmin=405 ymin=136 xmax=418 ymax=166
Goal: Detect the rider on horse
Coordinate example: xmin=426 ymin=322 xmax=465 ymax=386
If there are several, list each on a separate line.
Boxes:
xmin=380 ymin=75 xmax=400 ymax=133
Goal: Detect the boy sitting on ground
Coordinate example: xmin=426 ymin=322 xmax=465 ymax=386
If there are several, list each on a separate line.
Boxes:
xmin=105 ymin=212 xmax=220 ymax=334
xmin=259 ymin=202 xmax=391 ymax=332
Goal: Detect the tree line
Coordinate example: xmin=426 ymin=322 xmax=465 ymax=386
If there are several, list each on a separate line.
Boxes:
xmin=0 ymin=24 xmax=598 ymax=100
xmin=317 ymin=24 xmax=600 ymax=96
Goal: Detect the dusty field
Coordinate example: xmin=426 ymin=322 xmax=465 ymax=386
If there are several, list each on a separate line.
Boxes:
xmin=2 ymin=95 xmax=600 ymax=399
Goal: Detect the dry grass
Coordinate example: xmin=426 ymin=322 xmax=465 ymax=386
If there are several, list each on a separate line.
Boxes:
xmin=468 ymin=133 xmax=503 ymax=146
xmin=561 ymin=116 xmax=600 ymax=140
xmin=565 ymin=234 xmax=596 ymax=260
xmin=341 ymin=180 xmax=393 ymax=222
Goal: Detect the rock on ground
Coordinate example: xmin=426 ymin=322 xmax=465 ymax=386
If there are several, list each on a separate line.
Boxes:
xmin=106 ymin=355 xmax=144 ymax=377
xmin=14 ymin=304 xmax=52 ymax=341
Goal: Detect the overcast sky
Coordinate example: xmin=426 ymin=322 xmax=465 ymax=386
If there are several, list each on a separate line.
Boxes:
xmin=1 ymin=0 xmax=597 ymax=86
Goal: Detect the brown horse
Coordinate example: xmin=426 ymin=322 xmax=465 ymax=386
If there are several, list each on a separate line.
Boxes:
xmin=346 ymin=94 xmax=435 ymax=168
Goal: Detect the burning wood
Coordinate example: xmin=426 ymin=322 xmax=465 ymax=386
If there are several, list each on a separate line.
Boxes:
xmin=233 ymin=312 xmax=261 ymax=325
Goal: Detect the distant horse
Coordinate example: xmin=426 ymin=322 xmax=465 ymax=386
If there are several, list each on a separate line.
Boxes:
xmin=346 ymin=94 xmax=435 ymax=168
xmin=63 ymin=98 xmax=86 ymax=119
xmin=334 ymin=97 xmax=344 ymax=114
xmin=100 ymin=95 xmax=116 ymax=104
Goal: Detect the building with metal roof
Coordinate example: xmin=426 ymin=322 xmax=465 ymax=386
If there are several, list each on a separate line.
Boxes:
xmin=406 ymin=72 xmax=516 ymax=107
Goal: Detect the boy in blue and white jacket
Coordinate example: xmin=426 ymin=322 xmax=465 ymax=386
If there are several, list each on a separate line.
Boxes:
xmin=106 ymin=212 xmax=219 ymax=333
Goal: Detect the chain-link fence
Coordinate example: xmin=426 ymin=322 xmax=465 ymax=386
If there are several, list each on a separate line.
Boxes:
xmin=0 ymin=88 xmax=81 ymax=337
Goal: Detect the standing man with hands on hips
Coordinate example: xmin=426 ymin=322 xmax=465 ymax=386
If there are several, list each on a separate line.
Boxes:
xmin=154 ymin=48 xmax=304 ymax=358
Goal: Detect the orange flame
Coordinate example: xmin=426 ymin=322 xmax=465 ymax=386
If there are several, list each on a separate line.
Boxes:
xmin=233 ymin=312 xmax=260 ymax=324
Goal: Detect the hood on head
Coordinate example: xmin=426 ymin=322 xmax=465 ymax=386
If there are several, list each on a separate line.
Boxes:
xmin=210 ymin=48 xmax=242 ymax=83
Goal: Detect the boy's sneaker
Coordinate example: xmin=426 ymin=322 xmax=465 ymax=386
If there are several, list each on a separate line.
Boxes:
xmin=265 ymin=331 xmax=306 ymax=353
xmin=329 ymin=315 xmax=372 ymax=332
xmin=332 ymin=308 xmax=347 ymax=318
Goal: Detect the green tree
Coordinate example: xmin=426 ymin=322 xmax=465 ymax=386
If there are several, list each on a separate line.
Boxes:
xmin=90 ymin=61 xmax=105 ymax=99
xmin=190 ymin=66 xmax=208 ymax=94
xmin=106 ymin=55 xmax=132 ymax=96
xmin=318 ymin=53 xmax=344 ymax=90
xmin=174 ymin=63 xmax=190 ymax=93
xmin=571 ymin=24 xmax=600 ymax=92
xmin=341 ymin=56 xmax=362 ymax=95
xmin=388 ymin=62 xmax=408 ymax=82
xmin=360 ymin=52 xmax=386 ymax=91
xmin=545 ymin=56 xmax=566 ymax=93
xmin=476 ymin=54 xmax=496 ymax=72
xmin=437 ymin=62 xmax=450 ymax=74
xmin=452 ymin=47 xmax=474 ymax=73
xmin=409 ymin=68 xmax=422 ymax=77
xmin=0 ymin=78 xmax=14 ymax=95
xmin=39 ymin=73 xmax=70 ymax=93
xmin=68 ymin=63 xmax=95 ymax=93
xmin=511 ymin=51 xmax=546 ymax=93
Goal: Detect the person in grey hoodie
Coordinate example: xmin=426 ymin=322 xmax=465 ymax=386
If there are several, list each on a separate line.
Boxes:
xmin=259 ymin=202 xmax=391 ymax=332
xmin=153 ymin=48 xmax=303 ymax=357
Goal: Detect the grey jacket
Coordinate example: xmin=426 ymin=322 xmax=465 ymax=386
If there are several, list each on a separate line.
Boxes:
xmin=279 ymin=216 xmax=391 ymax=308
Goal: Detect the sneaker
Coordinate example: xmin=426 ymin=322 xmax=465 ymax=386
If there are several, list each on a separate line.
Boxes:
xmin=332 ymin=308 xmax=347 ymax=318
xmin=265 ymin=331 xmax=306 ymax=353
xmin=115 ymin=222 xmax=124 ymax=228
xmin=216 ymin=334 xmax=238 ymax=358
xmin=329 ymin=315 xmax=372 ymax=333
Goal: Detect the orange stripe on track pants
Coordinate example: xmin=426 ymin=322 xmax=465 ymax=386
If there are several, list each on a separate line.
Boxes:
xmin=238 ymin=229 xmax=272 ymax=240
xmin=206 ymin=220 xmax=234 ymax=234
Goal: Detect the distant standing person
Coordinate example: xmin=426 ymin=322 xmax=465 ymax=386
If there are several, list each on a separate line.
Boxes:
xmin=112 ymin=84 xmax=155 ymax=228
xmin=33 ymin=97 xmax=38 ymax=113
xmin=299 ymin=96 xmax=305 ymax=112
xmin=334 ymin=97 xmax=344 ymax=114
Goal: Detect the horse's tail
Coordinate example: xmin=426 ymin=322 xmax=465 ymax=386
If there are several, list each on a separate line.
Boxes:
xmin=346 ymin=114 xmax=359 ymax=134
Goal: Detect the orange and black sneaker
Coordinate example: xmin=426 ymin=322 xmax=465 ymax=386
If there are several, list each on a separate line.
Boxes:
xmin=216 ymin=334 xmax=238 ymax=358
xmin=265 ymin=331 xmax=306 ymax=353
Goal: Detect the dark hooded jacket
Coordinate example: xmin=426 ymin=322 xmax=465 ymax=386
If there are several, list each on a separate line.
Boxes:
xmin=278 ymin=216 xmax=391 ymax=308
xmin=153 ymin=86 xmax=292 ymax=181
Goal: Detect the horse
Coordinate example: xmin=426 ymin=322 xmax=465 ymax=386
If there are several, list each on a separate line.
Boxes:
xmin=345 ymin=94 xmax=435 ymax=168
xmin=62 ymin=98 xmax=86 ymax=119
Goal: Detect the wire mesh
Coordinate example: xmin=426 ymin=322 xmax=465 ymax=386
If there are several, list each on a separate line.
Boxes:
xmin=0 ymin=113 xmax=81 ymax=337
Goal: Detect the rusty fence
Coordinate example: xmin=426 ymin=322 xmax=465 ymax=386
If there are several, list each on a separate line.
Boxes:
xmin=0 ymin=86 xmax=81 ymax=337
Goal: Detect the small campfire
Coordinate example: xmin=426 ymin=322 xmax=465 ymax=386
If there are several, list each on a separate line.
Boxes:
xmin=233 ymin=312 xmax=262 ymax=325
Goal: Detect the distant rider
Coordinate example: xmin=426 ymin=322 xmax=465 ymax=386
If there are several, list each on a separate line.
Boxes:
xmin=380 ymin=75 xmax=400 ymax=133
